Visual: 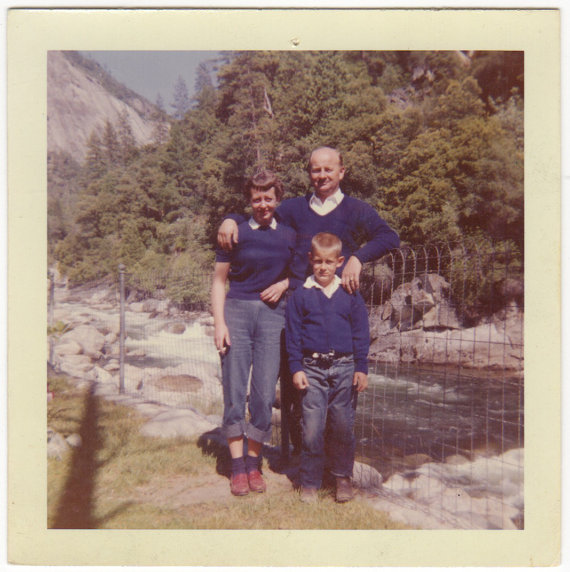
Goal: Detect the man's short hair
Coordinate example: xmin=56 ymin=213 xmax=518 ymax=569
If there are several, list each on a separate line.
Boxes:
xmin=244 ymin=169 xmax=284 ymax=201
xmin=311 ymin=232 xmax=343 ymax=258
xmin=306 ymin=146 xmax=344 ymax=172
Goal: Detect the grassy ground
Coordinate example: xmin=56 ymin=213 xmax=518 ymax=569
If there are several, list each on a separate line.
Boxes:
xmin=47 ymin=373 xmax=406 ymax=530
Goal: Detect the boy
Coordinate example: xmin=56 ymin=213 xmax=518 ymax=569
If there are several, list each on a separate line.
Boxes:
xmin=285 ymin=232 xmax=369 ymax=503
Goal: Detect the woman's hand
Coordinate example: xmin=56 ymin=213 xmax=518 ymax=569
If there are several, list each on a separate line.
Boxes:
xmin=217 ymin=219 xmax=239 ymax=250
xmin=260 ymin=278 xmax=289 ymax=304
xmin=214 ymin=323 xmax=231 ymax=355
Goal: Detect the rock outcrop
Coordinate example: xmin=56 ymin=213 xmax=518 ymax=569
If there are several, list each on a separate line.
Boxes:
xmin=369 ymin=273 xmax=523 ymax=371
xmin=48 ymin=51 xmax=167 ymax=162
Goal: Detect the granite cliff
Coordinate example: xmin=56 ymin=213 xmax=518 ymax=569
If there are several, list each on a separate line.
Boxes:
xmin=47 ymin=51 xmax=166 ymax=163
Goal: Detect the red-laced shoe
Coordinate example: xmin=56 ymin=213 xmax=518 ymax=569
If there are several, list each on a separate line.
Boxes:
xmin=247 ymin=469 xmax=267 ymax=493
xmin=230 ymin=472 xmax=249 ymax=496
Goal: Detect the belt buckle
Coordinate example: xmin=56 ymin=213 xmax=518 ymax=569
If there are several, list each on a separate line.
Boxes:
xmin=314 ymin=350 xmax=334 ymax=368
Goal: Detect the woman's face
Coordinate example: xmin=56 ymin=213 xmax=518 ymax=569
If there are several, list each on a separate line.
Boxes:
xmin=250 ymin=186 xmax=278 ymax=226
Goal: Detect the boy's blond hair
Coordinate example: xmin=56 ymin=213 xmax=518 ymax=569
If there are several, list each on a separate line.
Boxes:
xmin=310 ymin=232 xmax=343 ymax=258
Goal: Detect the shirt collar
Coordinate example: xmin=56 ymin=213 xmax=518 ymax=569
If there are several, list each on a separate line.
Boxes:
xmin=248 ymin=217 xmax=277 ymax=230
xmin=309 ymin=187 xmax=344 ymax=207
xmin=303 ymin=274 xmax=341 ymax=298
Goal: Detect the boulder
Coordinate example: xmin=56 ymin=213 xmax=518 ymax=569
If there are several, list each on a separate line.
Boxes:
xmin=54 ymin=339 xmax=82 ymax=356
xmin=94 ymin=366 xmax=114 ymax=384
xmin=58 ymin=354 xmax=95 ymax=379
xmin=163 ymin=322 xmax=186 ymax=334
xmin=124 ymin=364 xmax=145 ymax=392
xmin=66 ymin=433 xmax=82 ymax=448
xmin=353 ymin=461 xmax=383 ymax=489
xmin=386 ymin=274 xmax=460 ymax=331
xmin=48 ymin=428 xmax=70 ymax=459
xmin=60 ymin=324 xmax=105 ymax=358
xmin=151 ymin=374 xmax=203 ymax=392
xmin=140 ymin=408 xmax=216 ymax=438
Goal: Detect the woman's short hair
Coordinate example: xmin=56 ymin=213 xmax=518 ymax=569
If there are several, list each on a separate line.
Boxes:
xmin=244 ymin=170 xmax=284 ymax=201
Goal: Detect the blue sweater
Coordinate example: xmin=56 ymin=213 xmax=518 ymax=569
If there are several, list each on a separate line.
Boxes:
xmin=216 ymin=221 xmax=296 ymax=300
xmin=285 ymin=284 xmax=370 ymax=375
xmin=229 ymin=194 xmax=399 ymax=288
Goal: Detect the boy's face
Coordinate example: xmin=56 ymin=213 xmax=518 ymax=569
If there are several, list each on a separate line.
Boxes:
xmin=309 ymin=247 xmax=344 ymax=288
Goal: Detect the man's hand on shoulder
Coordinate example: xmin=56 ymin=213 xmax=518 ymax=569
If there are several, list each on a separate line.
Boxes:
xmin=341 ymin=256 xmax=362 ymax=294
xmin=217 ymin=219 xmax=239 ymax=250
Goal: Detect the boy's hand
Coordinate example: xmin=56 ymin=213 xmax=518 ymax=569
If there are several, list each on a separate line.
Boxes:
xmin=353 ymin=371 xmax=368 ymax=392
xmin=217 ymin=219 xmax=239 ymax=250
xmin=341 ymin=256 xmax=362 ymax=294
xmin=292 ymin=371 xmax=309 ymax=390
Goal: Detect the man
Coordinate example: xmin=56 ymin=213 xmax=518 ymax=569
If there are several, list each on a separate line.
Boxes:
xmin=217 ymin=146 xmax=399 ymax=292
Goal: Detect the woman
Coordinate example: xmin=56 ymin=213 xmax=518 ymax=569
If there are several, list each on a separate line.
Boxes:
xmin=211 ymin=170 xmax=295 ymax=496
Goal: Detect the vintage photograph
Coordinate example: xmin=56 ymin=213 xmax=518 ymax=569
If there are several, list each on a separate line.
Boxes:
xmin=7 ymin=8 xmax=560 ymax=568
xmin=46 ymin=48 xmax=524 ymax=531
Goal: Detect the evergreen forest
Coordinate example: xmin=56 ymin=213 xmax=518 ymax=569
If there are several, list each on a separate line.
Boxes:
xmin=49 ymin=50 xmax=524 ymax=313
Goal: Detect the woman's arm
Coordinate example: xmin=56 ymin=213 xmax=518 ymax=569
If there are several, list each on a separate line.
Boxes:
xmin=259 ymin=278 xmax=289 ymax=304
xmin=211 ymin=262 xmax=231 ymax=354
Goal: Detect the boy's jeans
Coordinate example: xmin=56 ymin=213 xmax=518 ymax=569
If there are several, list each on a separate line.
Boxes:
xmin=299 ymin=355 xmax=357 ymax=489
xmin=221 ymin=297 xmax=285 ymax=444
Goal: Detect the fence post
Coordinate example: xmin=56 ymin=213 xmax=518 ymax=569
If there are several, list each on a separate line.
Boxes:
xmin=48 ymin=270 xmax=55 ymax=367
xmin=119 ymin=264 xmax=126 ymax=394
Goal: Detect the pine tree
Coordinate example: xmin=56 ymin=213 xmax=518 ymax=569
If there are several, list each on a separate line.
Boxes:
xmin=171 ymin=75 xmax=190 ymax=120
xmin=151 ymin=94 xmax=170 ymax=145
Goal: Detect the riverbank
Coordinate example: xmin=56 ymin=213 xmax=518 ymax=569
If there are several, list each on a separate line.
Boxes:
xmin=48 ymin=277 xmax=524 ymax=530
xmin=48 ymin=372 xmax=407 ymax=530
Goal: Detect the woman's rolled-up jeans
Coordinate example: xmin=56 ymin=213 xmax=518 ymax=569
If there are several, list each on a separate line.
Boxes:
xmin=221 ymin=296 xmax=285 ymax=444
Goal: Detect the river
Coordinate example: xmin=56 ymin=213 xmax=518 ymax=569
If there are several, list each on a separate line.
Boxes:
xmin=54 ymin=295 xmax=524 ymax=529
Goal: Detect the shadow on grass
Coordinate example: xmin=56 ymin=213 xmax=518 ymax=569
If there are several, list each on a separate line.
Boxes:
xmin=197 ymin=427 xmax=300 ymax=487
xmin=51 ymin=383 xmax=134 ymax=529
xmin=197 ymin=428 xmax=231 ymax=478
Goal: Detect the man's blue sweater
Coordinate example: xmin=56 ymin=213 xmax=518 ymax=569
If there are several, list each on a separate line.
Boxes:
xmin=216 ymin=221 xmax=296 ymax=300
xmin=229 ymin=193 xmax=399 ymax=288
xmin=285 ymin=283 xmax=370 ymax=375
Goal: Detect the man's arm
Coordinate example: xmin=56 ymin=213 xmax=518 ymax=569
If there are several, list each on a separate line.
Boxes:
xmin=217 ymin=202 xmax=289 ymax=250
xmin=352 ymin=202 xmax=400 ymax=264
xmin=217 ymin=215 xmax=246 ymax=250
xmin=342 ymin=201 xmax=399 ymax=292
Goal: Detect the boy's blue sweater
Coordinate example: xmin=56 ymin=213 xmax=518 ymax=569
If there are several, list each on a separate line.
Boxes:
xmin=285 ymin=283 xmax=370 ymax=375
xmin=228 ymin=193 xmax=399 ymax=288
xmin=216 ymin=221 xmax=296 ymax=300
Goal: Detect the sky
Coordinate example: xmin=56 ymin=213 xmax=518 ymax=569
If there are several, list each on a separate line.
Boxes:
xmin=80 ymin=50 xmax=221 ymax=108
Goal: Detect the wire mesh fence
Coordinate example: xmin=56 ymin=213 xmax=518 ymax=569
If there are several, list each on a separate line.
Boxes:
xmin=48 ymin=240 xmax=523 ymax=529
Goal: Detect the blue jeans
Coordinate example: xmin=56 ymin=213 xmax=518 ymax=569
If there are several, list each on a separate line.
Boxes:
xmin=221 ymin=297 xmax=285 ymax=444
xmin=299 ymin=355 xmax=357 ymax=489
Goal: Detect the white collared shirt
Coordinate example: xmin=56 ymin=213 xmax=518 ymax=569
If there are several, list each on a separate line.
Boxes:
xmin=309 ymin=188 xmax=344 ymax=216
xmin=303 ymin=274 xmax=341 ymax=299
xmin=248 ymin=217 xmax=277 ymax=230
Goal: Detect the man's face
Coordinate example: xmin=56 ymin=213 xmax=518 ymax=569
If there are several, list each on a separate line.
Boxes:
xmin=309 ymin=247 xmax=344 ymax=288
xmin=308 ymin=148 xmax=345 ymax=199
